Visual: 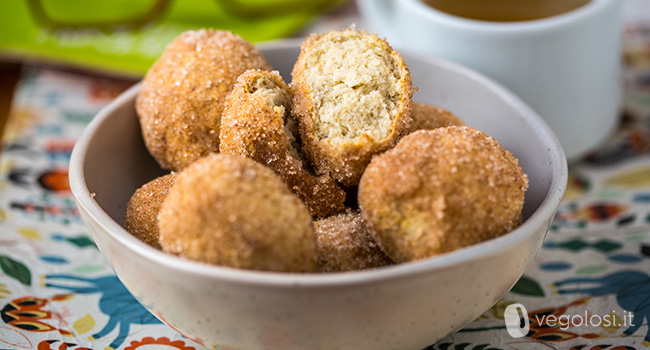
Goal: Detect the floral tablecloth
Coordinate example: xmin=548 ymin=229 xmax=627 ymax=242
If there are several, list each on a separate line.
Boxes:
xmin=1 ymin=18 xmax=650 ymax=350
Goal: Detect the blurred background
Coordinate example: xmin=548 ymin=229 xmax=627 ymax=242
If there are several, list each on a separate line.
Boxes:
xmin=0 ymin=0 xmax=351 ymax=76
xmin=0 ymin=0 xmax=355 ymax=139
xmin=0 ymin=0 xmax=649 ymax=150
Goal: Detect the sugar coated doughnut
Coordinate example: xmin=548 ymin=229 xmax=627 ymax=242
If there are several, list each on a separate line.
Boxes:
xmin=315 ymin=210 xmax=393 ymax=272
xmin=409 ymin=103 xmax=465 ymax=132
xmin=359 ymin=126 xmax=528 ymax=262
xmin=124 ymin=173 xmax=176 ymax=249
xmin=136 ymin=29 xmax=271 ymax=171
xmin=158 ymin=154 xmax=316 ymax=272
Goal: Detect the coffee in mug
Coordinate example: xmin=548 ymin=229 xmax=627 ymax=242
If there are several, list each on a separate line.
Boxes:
xmin=422 ymin=0 xmax=591 ymax=22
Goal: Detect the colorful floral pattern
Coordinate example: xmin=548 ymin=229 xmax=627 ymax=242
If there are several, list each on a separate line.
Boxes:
xmin=0 ymin=69 xmax=196 ymax=349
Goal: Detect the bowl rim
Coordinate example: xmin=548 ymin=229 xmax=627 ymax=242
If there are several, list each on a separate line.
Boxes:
xmin=69 ymin=40 xmax=568 ymax=288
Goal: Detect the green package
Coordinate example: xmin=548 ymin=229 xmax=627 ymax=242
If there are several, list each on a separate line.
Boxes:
xmin=0 ymin=0 xmax=343 ymax=77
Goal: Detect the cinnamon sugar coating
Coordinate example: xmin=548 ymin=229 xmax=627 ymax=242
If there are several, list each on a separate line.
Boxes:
xmin=127 ymin=27 xmax=532 ymax=273
xmin=124 ymin=173 xmax=176 ymax=249
xmin=291 ymin=28 xmax=414 ymax=186
xmin=359 ymin=126 xmax=528 ymax=263
xmin=219 ymin=70 xmax=346 ymax=218
xmin=136 ymin=29 xmax=271 ymax=171
xmin=409 ymin=103 xmax=465 ymax=132
xmin=315 ymin=210 xmax=393 ymax=272
xmin=158 ymin=154 xmax=316 ymax=272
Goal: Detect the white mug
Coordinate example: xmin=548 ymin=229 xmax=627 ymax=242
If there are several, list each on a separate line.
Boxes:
xmin=357 ymin=0 xmax=622 ymax=161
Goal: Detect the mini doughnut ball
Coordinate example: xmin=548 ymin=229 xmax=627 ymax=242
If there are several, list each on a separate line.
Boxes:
xmin=158 ymin=153 xmax=317 ymax=272
xmin=359 ymin=126 xmax=528 ymax=263
xmin=409 ymin=103 xmax=465 ymax=132
xmin=315 ymin=210 xmax=393 ymax=272
xmin=136 ymin=29 xmax=271 ymax=171
xmin=124 ymin=173 xmax=176 ymax=249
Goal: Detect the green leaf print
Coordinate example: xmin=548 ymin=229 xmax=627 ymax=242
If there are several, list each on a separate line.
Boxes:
xmin=510 ymin=275 xmax=545 ymax=297
xmin=66 ymin=235 xmax=96 ymax=248
xmin=0 ymin=255 xmax=32 ymax=286
xmin=576 ymin=265 xmax=608 ymax=275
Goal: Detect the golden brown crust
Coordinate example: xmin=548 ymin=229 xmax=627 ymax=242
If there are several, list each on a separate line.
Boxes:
xmin=291 ymin=29 xmax=414 ymax=186
xmin=124 ymin=173 xmax=176 ymax=249
xmin=409 ymin=103 xmax=465 ymax=132
xmin=315 ymin=210 xmax=393 ymax=272
xmin=219 ymin=70 xmax=346 ymax=218
xmin=358 ymin=126 xmax=528 ymax=263
xmin=136 ymin=29 xmax=271 ymax=171
xmin=158 ymin=153 xmax=317 ymax=272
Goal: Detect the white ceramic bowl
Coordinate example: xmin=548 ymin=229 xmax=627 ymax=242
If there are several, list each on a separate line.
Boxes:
xmin=69 ymin=40 xmax=567 ymax=350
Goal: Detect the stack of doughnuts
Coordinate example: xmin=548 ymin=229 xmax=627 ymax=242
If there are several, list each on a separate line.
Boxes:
xmin=125 ymin=28 xmax=528 ymax=273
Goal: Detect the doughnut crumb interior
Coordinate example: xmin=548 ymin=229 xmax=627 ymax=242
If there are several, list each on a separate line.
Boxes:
xmin=299 ymin=32 xmax=404 ymax=144
xmin=292 ymin=28 xmax=414 ymax=186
